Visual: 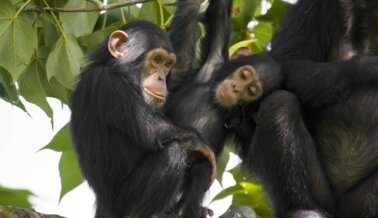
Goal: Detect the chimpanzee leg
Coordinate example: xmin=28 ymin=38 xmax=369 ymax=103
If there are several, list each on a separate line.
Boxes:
xmin=336 ymin=171 xmax=378 ymax=218
xmin=96 ymin=142 xmax=188 ymax=218
xmin=177 ymin=161 xmax=213 ymax=218
xmin=243 ymin=90 xmax=332 ymax=217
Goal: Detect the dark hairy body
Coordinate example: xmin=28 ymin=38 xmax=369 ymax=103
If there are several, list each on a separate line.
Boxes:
xmin=239 ymin=0 xmax=378 ymax=217
xmin=70 ymin=21 xmax=216 ymax=218
xmin=165 ymin=0 xmax=282 ymax=217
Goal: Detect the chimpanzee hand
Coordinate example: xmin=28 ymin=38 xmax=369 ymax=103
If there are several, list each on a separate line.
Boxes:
xmin=187 ymin=143 xmax=217 ymax=184
xmin=157 ymin=127 xmax=217 ymax=183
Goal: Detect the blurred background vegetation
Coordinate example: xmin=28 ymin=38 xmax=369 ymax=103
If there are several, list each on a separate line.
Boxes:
xmin=0 ymin=0 xmax=295 ymax=217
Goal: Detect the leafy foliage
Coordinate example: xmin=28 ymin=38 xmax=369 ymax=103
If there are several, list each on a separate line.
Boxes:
xmin=42 ymin=124 xmax=83 ymax=200
xmin=0 ymin=186 xmax=33 ymax=208
xmin=0 ymin=0 xmax=292 ymax=216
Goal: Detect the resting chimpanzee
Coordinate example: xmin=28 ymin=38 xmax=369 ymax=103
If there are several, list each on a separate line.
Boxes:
xmin=70 ymin=21 xmax=217 ymax=218
xmin=164 ymin=0 xmax=282 ymax=217
xmin=239 ymin=0 xmax=378 ymax=217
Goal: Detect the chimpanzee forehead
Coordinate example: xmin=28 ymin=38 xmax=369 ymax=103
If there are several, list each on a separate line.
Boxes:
xmin=120 ymin=21 xmax=174 ymax=53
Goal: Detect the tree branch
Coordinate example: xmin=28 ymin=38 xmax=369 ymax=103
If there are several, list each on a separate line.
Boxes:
xmin=0 ymin=205 xmax=65 ymax=218
xmin=24 ymin=0 xmax=159 ymax=13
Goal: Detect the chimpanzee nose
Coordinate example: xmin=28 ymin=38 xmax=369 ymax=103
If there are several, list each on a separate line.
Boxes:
xmin=232 ymin=83 xmax=241 ymax=93
xmin=157 ymin=70 xmax=165 ymax=81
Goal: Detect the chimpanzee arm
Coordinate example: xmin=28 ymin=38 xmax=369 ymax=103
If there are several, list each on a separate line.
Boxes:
xmin=195 ymin=0 xmax=232 ymax=83
xmin=168 ymin=0 xmax=202 ymax=90
xmin=140 ymin=116 xmax=217 ymax=182
xmin=283 ymin=55 xmax=378 ymax=108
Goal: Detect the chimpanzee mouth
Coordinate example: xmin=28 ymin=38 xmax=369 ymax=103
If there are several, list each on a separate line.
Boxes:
xmin=144 ymin=88 xmax=165 ymax=101
xmin=219 ymin=87 xmax=231 ymax=101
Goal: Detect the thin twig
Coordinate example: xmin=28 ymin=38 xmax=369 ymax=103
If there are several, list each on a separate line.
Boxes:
xmin=24 ymin=0 xmax=158 ymax=13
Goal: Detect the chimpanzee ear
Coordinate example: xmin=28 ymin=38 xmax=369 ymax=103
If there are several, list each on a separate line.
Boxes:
xmin=108 ymin=30 xmax=129 ymax=59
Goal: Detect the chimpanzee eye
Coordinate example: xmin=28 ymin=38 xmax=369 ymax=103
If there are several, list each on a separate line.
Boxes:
xmin=165 ymin=60 xmax=173 ymax=68
xmin=248 ymin=87 xmax=254 ymax=96
xmin=240 ymin=71 xmax=247 ymax=80
xmin=154 ymin=55 xmax=162 ymax=64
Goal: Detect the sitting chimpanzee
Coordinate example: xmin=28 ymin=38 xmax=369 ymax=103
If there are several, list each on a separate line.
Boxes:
xmin=70 ymin=21 xmax=216 ymax=218
xmin=238 ymin=0 xmax=378 ymax=217
xmin=164 ymin=0 xmax=282 ymax=217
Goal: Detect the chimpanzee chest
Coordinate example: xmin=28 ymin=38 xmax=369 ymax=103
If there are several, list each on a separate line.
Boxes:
xmin=166 ymin=85 xmax=228 ymax=155
xmin=314 ymin=91 xmax=378 ymax=195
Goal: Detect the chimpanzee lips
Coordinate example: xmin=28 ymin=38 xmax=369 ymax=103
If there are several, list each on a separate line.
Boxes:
xmin=219 ymin=87 xmax=230 ymax=101
xmin=144 ymin=88 xmax=165 ymax=101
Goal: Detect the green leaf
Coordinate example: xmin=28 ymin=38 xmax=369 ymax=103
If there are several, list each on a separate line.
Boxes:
xmin=212 ymin=184 xmax=246 ymax=201
xmin=43 ymin=124 xmax=72 ymax=152
xmin=0 ymin=0 xmax=15 ymax=19
xmin=129 ymin=6 xmax=141 ymax=19
xmin=18 ymin=55 xmax=53 ymax=119
xmin=0 ymin=0 xmax=37 ymax=81
xmin=0 ymin=186 xmax=33 ymax=208
xmin=94 ymin=2 xmax=141 ymax=30
xmin=46 ymin=34 xmax=85 ymax=90
xmin=44 ymin=78 xmax=71 ymax=105
xmin=59 ymin=0 xmax=99 ymax=37
xmin=216 ymin=144 xmax=231 ymax=183
xmin=239 ymin=0 xmax=258 ymax=28
xmin=59 ymin=148 xmax=84 ymax=200
xmin=0 ymin=67 xmax=26 ymax=111
xmin=229 ymin=165 xmax=253 ymax=183
xmin=79 ymin=26 xmax=117 ymax=54
xmin=42 ymin=124 xmax=83 ymax=199
xmin=35 ymin=46 xmax=70 ymax=104
xmin=138 ymin=1 xmax=163 ymax=24
xmin=232 ymin=192 xmax=272 ymax=218
xmin=251 ymin=22 xmax=274 ymax=50
xmin=232 ymin=181 xmax=272 ymax=218
xmin=42 ymin=14 xmax=60 ymax=48
xmin=257 ymin=0 xmax=290 ymax=26
xmin=213 ymin=180 xmax=272 ymax=218
xmin=232 ymin=0 xmax=258 ymax=31
xmin=237 ymin=181 xmax=271 ymax=217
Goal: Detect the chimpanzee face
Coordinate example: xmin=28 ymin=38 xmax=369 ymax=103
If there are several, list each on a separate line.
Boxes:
xmin=215 ymin=65 xmax=262 ymax=108
xmin=107 ymin=30 xmax=176 ymax=108
xmin=141 ymin=48 xmax=176 ymax=107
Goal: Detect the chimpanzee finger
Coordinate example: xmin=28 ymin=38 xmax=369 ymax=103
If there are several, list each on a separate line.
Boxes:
xmin=192 ymin=144 xmax=217 ymax=183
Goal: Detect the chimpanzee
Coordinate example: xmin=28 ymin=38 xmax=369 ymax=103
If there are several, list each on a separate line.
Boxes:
xmin=164 ymin=0 xmax=282 ymax=217
xmin=239 ymin=0 xmax=378 ymax=217
xmin=70 ymin=21 xmax=217 ymax=218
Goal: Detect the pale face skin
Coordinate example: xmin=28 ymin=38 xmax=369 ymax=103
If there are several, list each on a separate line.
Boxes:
xmin=215 ymin=65 xmax=262 ymax=108
xmin=141 ymin=48 xmax=176 ymax=107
